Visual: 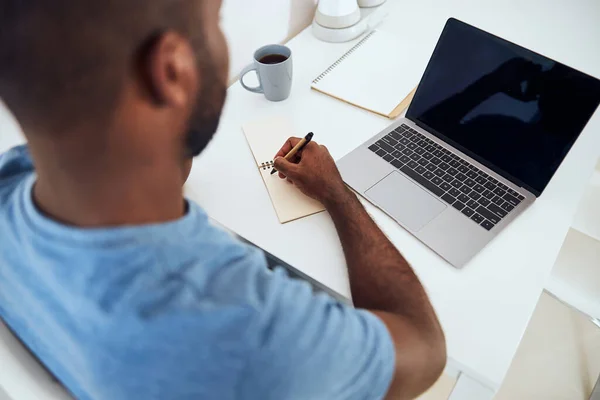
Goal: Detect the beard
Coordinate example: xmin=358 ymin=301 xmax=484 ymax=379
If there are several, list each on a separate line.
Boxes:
xmin=184 ymin=60 xmax=227 ymax=157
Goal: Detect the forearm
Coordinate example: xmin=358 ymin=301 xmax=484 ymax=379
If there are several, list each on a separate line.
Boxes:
xmin=325 ymin=188 xmax=442 ymax=337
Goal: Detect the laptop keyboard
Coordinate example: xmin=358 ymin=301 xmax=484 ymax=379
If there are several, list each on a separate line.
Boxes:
xmin=368 ymin=124 xmax=525 ymax=231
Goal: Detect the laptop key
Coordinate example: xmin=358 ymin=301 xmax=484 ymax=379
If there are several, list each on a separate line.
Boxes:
xmin=488 ymin=203 xmax=508 ymax=218
xmin=410 ymin=153 xmax=420 ymax=161
xmin=468 ymin=191 xmax=481 ymax=200
xmin=423 ymin=171 xmax=435 ymax=180
xmin=442 ymin=193 xmax=455 ymax=204
xmin=449 ymin=188 xmax=461 ymax=197
xmin=369 ymin=144 xmax=379 ymax=152
xmin=399 ymin=155 xmax=411 ymax=164
xmin=516 ymin=193 xmax=525 ymax=201
xmin=458 ymin=193 xmax=470 ymax=203
xmin=392 ymin=150 xmax=402 ymax=158
xmin=442 ymin=174 xmax=453 ymax=182
xmin=431 ymin=176 xmax=443 ymax=186
xmin=390 ymin=131 xmax=402 ymax=141
xmin=408 ymin=160 xmax=418 ymax=169
xmin=441 ymin=155 xmax=452 ymax=162
xmin=378 ymin=141 xmax=394 ymax=153
xmin=434 ymin=150 xmax=444 ymax=157
xmin=451 ymin=179 xmax=462 ymax=188
xmin=439 ymin=162 xmax=450 ymax=170
xmin=383 ymin=154 xmax=394 ymax=162
xmin=400 ymin=165 xmax=445 ymax=197
xmin=482 ymin=189 xmax=494 ymax=199
xmin=399 ymin=137 xmax=410 ymax=145
xmin=382 ymin=136 xmax=397 ymax=146
xmin=415 ymin=148 xmax=425 ymax=155
xmin=481 ymin=220 xmax=495 ymax=231
xmin=417 ymin=158 xmax=428 ymax=166
xmin=426 ymin=145 xmax=435 ymax=152
xmin=473 ymin=184 xmax=485 ymax=193
xmin=471 ymin=213 xmax=484 ymax=224
xmin=407 ymin=142 xmax=417 ymax=150
xmin=416 ymin=165 xmax=427 ymax=174
xmin=466 ymin=199 xmax=479 ymax=209
xmin=478 ymin=197 xmax=491 ymax=207
xmin=456 ymin=173 xmax=467 ymax=181
xmin=492 ymin=196 xmax=504 ymax=206
xmin=501 ymin=202 xmax=515 ymax=212
xmin=449 ymin=160 xmax=460 ymax=168
xmin=467 ymin=170 xmax=478 ymax=179
xmin=502 ymin=192 xmax=520 ymax=206
xmin=430 ymin=157 xmax=441 ymax=165
xmin=422 ymin=152 xmax=433 ymax=160
xmin=447 ymin=167 xmax=458 ymax=175
xmin=461 ymin=207 xmax=474 ymax=217
xmin=493 ymin=187 xmax=506 ymax=197
xmin=475 ymin=176 xmax=487 ymax=184
xmin=484 ymin=181 xmax=496 ymax=191
xmin=452 ymin=201 xmax=465 ymax=211
xmin=376 ymin=149 xmax=386 ymax=157
xmin=458 ymin=165 xmax=469 ymax=173
xmin=434 ymin=168 xmax=445 ymax=177
xmin=426 ymin=163 xmax=436 ymax=171
xmin=459 ymin=185 xmax=471 ymax=194
xmin=391 ymin=159 xmax=403 ymax=169
xmin=440 ymin=182 xmax=452 ymax=191
xmin=476 ymin=207 xmax=500 ymax=224
xmin=464 ymin=178 xmax=476 ymax=187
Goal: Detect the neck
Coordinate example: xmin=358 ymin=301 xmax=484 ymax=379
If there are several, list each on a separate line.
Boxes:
xmin=28 ymin=135 xmax=187 ymax=228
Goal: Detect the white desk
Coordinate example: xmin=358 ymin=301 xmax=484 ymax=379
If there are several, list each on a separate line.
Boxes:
xmin=187 ymin=0 xmax=600 ymax=391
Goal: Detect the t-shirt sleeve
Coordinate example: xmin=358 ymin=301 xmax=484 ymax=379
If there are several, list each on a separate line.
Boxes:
xmin=238 ymin=267 xmax=395 ymax=400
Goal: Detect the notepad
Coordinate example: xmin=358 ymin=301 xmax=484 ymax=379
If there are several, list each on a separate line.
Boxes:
xmin=242 ymin=116 xmax=325 ymax=224
xmin=311 ymin=30 xmax=418 ymax=119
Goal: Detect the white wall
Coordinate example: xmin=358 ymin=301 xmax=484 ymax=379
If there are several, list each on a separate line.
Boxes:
xmin=221 ymin=0 xmax=317 ymax=81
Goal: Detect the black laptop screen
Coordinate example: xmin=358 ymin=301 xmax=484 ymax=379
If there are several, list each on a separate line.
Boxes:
xmin=406 ymin=18 xmax=600 ymax=195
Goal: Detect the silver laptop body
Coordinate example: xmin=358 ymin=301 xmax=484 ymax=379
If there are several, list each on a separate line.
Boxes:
xmin=337 ymin=18 xmax=600 ymax=267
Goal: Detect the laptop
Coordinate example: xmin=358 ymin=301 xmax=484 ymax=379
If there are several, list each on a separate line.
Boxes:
xmin=337 ymin=18 xmax=600 ymax=268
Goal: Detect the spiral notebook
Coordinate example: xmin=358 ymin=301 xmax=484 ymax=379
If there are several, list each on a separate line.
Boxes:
xmin=242 ymin=116 xmax=325 ymax=224
xmin=311 ymin=30 xmax=417 ymax=119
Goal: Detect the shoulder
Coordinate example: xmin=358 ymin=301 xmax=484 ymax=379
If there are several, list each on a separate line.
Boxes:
xmin=0 ymin=145 xmax=34 ymax=204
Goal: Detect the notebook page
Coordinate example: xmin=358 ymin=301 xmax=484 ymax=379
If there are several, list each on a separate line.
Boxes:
xmin=242 ymin=116 xmax=325 ymax=223
xmin=312 ymin=30 xmax=423 ymax=116
xmin=243 ymin=116 xmax=294 ymax=166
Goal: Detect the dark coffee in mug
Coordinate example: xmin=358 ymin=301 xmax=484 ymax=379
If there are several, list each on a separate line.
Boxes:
xmin=258 ymin=54 xmax=288 ymax=64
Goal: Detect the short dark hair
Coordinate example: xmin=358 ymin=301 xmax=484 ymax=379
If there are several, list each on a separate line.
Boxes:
xmin=0 ymin=1 xmax=199 ymax=133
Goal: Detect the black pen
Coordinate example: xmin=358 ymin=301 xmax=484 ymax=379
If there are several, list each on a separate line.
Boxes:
xmin=271 ymin=132 xmax=314 ymax=175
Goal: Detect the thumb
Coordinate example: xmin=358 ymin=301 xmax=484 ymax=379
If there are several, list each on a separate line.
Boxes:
xmin=273 ymin=157 xmax=299 ymax=177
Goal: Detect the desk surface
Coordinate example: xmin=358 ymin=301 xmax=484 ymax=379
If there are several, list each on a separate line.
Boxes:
xmin=187 ymin=0 xmax=600 ymax=389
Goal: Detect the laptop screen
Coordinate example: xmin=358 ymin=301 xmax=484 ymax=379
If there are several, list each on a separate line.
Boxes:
xmin=406 ymin=18 xmax=600 ymax=196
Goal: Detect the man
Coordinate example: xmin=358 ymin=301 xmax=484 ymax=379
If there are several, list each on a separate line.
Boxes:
xmin=0 ymin=0 xmax=446 ymax=399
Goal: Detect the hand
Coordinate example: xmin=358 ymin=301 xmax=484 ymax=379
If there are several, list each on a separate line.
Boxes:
xmin=273 ymin=137 xmax=348 ymax=206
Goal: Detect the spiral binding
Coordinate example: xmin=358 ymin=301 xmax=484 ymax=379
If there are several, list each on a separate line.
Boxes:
xmin=311 ymin=30 xmax=377 ymax=85
xmin=260 ymin=160 xmax=275 ymax=170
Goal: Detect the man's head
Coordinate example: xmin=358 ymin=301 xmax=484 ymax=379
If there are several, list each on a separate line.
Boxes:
xmin=0 ymin=0 xmax=228 ymax=163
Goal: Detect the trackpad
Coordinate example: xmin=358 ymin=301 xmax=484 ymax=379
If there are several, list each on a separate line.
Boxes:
xmin=366 ymin=172 xmax=446 ymax=232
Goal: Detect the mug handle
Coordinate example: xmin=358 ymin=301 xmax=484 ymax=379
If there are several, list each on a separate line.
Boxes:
xmin=240 ymin=64 xmax=264 ymax=94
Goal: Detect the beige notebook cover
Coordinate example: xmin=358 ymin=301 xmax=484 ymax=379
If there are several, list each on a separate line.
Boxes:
xmin=242 ymin=116 xmax=325 ymax=223
xmin=311 ymin=30 xmax=417 ymax=119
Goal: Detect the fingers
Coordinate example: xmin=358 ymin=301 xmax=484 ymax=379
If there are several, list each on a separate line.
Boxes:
xmin=273 ymin=156 xmax=299 ymax=179
xmin=274 ymin=137 xmax=302 ymax=159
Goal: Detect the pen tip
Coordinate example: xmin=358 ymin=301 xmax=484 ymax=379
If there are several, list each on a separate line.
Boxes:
xmin=270 ymin=169 xmax=277 ymax=175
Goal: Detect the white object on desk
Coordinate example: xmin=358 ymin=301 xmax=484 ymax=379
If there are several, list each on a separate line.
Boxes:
xmin=311 ymin=30 xmax=418 ymax=118
xmin=312 ymin=0 xmax=388 ymax=42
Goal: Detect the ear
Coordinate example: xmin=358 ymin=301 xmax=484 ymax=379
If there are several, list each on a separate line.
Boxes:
xmin=140 ymin=31 xmax=198 ymax=109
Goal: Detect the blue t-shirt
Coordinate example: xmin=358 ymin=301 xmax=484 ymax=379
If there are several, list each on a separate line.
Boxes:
xmin=0 ymin=145 xmax=394 ymax=400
